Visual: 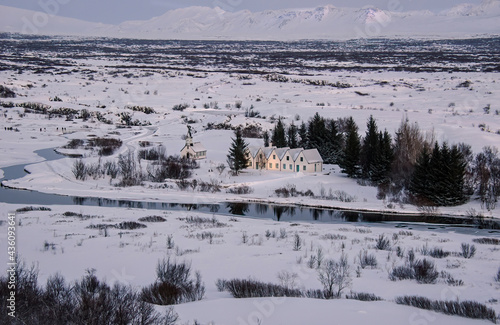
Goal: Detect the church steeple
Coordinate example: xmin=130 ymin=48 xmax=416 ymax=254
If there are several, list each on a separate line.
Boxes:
xmin=186 ymin=126 xmax=193 ymax=147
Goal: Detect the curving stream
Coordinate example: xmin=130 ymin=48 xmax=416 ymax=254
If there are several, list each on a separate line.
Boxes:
xmin=1 ymin=148 xmax=499 ymax=235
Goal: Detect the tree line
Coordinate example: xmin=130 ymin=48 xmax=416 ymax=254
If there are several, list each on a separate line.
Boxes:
xmin=263 ymin=113 xmax=500 ymax=209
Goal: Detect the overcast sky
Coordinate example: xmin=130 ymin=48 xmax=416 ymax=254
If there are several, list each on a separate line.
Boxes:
xmin=2 ymin=0 xmax=483 ymax=24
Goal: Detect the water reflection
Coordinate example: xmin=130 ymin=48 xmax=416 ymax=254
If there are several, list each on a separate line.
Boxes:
xmin=226 ymin=202 xmax=249 ymax=215
xmin=2 ymin=148 xmax=499 ymax=231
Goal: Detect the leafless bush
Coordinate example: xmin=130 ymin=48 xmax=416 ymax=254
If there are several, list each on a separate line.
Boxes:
xmin=346 ymin=292 xmax=383 ymax=301
xmin=395 ymin=296 xmax=497 ymax=323
xmin=16 ymin=206 xmax=51 ymax=213
xmin=473 ymin=238 xmax=500 ymax=245
xmin=318 ymin=253 xmax=352 ymax=299
xmin=292 ymin=233 xmax=302 ymax=251
xmin=390 ymin=258 xmax=438 ymax=284
xmin=227 ymin=185 xmax=254 ymax=195
xmin=141 ymin=257 xmax=205 ymax=305
xmin=358 ymin=250 xmax=378 ymax=269
xmin=118 ymin=221 xmax=147 ymax=230
xmin=72 ymin=159 xmax=87 ymax=180
xmin=440 ymin=271 xmax=464 ymax=286
xmin=461 ymin=243 xmax=476 ymax=259
xmin=138 ymin=216 xmax=166 ymax=222
xmin=375 ymin=234 xmax=391 ymax=250
xmin=183 ymin=216 xmax=226 ymax=228
xmin=218 ymin=278 xmax=303 ymax=298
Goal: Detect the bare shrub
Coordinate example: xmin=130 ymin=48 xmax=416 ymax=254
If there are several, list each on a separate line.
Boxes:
xmin=389 ymin=266 xmax=415 ymax=281
xmin=461 ymin=243 xmax=477 ymax=259
xmin=292 ymin=233 xmax=302 ymax=251
xmin=227 ymin=185 xmax=254 ymax=195
xmin=440 ymin=271 xmax=464 ymax=286
xmin=141 ymin=257 xmax=205 ymax=305
xmin=413 ymin=259 xmax=439 ymax=284
xmin=138 ymin=216 xmax=166 ymax=222
xmin=183 ymin=216 xmax=226 ymax=228
xmin=318 ymin=253 xmax=351 ymax=299
xmin=72 ymin=159 xmax=87 ymax=180
xmin=375 ymin=234 xmax=391 ymax=250
xmin=277 ymin=271 xmax=299 ymax=290
xmin=346 ymin=292 xmax=383 ymax=301
xmin=473 ymin=238 xmax=500 ymax=245
xmin=358 ymin=250 xmax=378 ymax=269
xmin=118 ymin=221 xmax=147 ymax=230
xmin=16 ymin=206 xmax=51 ymax=213
xmin=219 ymin=278 xmax=303 ymax=298
xmin=421 ymin=246 xmax=450 ymax=259
xmin=395 ymin=296 xmax=497 ymax=323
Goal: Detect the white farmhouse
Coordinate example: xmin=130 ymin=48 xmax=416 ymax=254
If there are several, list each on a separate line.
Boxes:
xmin=180 ymin=127 xmax=207 ymax=160
xmin=247 ymin=146 xmax=323 ymax=173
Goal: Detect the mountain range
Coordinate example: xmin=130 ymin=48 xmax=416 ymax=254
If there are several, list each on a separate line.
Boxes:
xmin=1 ymin=1 xmax=499 ymax=40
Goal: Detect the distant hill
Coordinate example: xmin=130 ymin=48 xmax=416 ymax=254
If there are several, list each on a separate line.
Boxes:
xmin=1 ymin=1 xmax=499 ymax=40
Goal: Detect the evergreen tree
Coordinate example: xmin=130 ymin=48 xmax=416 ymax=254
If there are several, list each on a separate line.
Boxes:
xmin=307 ymin=113 xmax=326 ymax=150
xmin=339 ymin=117 xmax=361 ymax=177
xmin=298 ymin=122 xmax=308 ymax=149
xmin=410 ymin=142 xmax=468 ymax=206
xmin=409 ymin=146 xmax=433 ymax=204
xmin=263 ymin=131 xmax=270 ymax=147
xmin=226 ymin=128 xmax=250 ymax=175
xmin=323 ymin=119 xmax=343 ymax=164
xmin=360 ymin=115 xmax=379 ymax=179
xmin=271 ymin=118 xmax=287 ymax=148
xmin=371 ymin=130 xmax=393 ymax=183
xmin=287 ymin=123 xmax=299 ymax=149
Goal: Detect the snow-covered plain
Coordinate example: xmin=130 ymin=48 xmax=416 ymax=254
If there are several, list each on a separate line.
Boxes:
xmin=0 ymin=37 xmax=500 ymax=324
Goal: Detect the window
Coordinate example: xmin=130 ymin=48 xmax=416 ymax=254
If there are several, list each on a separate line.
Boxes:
xmin=273 ymin=155 xmax=276 ymax=159
xmin=286 ymin=156 xmax=289 ymax=161
xmin=276 ymin=163 xmax=279 ymax=168
xmin=269 ymin=163 xmax=272 ymax=168
xmin=283 ymin=164 xmax=286 ymax=169
xmin=303 ymin=165 xmax=306 ymax=171
xmin=300 ymin=157 xmax=303 ymax=162
xmin=289 ymin=164 xmax=292 ymax=170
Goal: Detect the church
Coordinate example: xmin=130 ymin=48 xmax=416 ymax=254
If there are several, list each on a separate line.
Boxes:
xmin=180 ymin=127 xmax=207 ymax=160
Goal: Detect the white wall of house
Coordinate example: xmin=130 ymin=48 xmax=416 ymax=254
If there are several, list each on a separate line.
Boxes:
xmin=267 ymin=149 xmax=281 ymax=171
xmin=245 ymin=147 xmax=323 ymax=173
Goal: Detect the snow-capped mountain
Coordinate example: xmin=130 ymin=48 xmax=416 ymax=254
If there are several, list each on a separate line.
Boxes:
xmin=1 ymin=1 xmax=499 ymax=40
xmin=0 ymin=5 xmax=111 ymax=36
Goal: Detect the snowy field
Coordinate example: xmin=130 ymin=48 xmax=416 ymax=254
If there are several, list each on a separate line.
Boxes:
xmin=1 ymin=37 xmax=500 ymax=324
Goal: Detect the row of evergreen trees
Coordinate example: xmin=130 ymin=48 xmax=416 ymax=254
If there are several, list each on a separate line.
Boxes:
xmin=263 ymin=113 xmax=498 ymax=208
xmin=266 ymin=114 xmax=394 ymax=182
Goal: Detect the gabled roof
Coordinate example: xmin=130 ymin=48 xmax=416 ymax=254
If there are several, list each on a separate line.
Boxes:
xmin=247 ymin=146 xmax=262 ymax=158
xmin=191 ymin=142 xmax=206 ymax=153
xmin=262 ymin=146 xmax=277 ymax=159
xmin=275 ymin=147 xmax=290 ymax=160
xmin=288 ymin=148 xmax=304 ymax=161
xmin=182 ymin=142 xmax=206 ymax=153
xmin=303 ymin=149 xmax=323 ymax=163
